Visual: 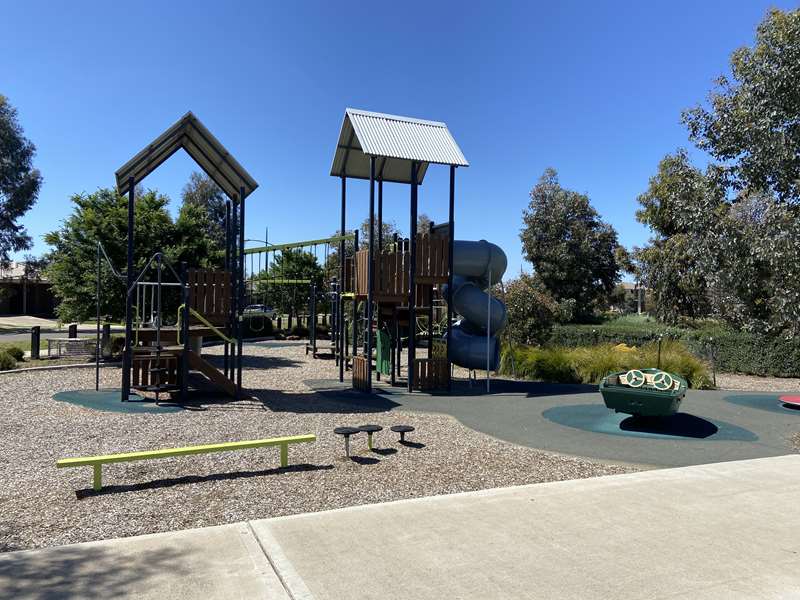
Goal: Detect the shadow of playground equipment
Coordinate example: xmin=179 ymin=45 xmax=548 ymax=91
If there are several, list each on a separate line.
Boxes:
xmin=542 ymin=404 xmax=758 ymax=442
xmin=454 ymin=378 xmax=599 ymax=397
xmin=75 ymin=463 xmax=333 ymax=498
xmin=305 ymin=377 xmax=597 ymax=401
xmin=0 ymin=544 xmax=189 ymax=598
xmin=724 ymin=393 xmax=800 ymax=416
xmin=619 ymin=413 xmax=719 ymax=439
xmin=254 ymin=386 xmax=402 ymax=414
xmin=201 ymin=353 xmax=301 ymax=371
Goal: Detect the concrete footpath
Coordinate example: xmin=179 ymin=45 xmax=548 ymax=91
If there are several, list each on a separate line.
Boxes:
xmin=2 ymin=455 xmax=799 ymax=599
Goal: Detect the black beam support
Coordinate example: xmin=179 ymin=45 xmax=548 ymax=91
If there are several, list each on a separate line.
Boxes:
xmin=95 ymin=242 xmax=101 ymax=392
xmin=408 ymin=162 xmax=418 ymax=392
xmin=338 ymin=176 xmax=346 ymax=383
xmin=377 ymin=179 xmax=383 ymax=253
xmin=230 ymin=197 xmax=239 ymax=382
xmin=447 ymin=165 xmax=456 ymax=392
xmin=366 ymin=156 xmax=376 ymax=392
xmin=352 ymin=228 xmax=359 ymax=362
xmin=121 ymin=177 xmax=135 ymax=402
xmin=180 ymin=261 xmax=189 ymax=402
xmin=237 ymin=187 xmax=246 ymax=398
xmin=224 ymin=200 xmax=231 ymax=378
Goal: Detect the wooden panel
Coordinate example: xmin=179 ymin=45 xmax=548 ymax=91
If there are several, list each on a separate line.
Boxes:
xmin=415 ymin=233 xmax=449 ymax=284
xmin=132 ymin=351 xmax=179 ymax=387
xmin=188 ymin=269 xmax=231 ymax=327
xmin=413 ymin=358 xmax=449 ymax=390
xmin=353 ymin=355 xmax=370 ymax=391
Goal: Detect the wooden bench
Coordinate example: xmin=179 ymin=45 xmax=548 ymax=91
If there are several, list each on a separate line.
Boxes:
xmin=47 ymin=337 xmax=94 ymax=357
xmin=57 ymin=434 xmax=316 ymax=491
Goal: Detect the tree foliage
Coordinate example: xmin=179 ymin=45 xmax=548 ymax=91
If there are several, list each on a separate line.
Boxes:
xmin=503 ymin=273 xmax=560 ymax=346
xmin=45 ymin=188 xmax=224 ymax=322
xmin=635 ymin=151 xmax=717 ymax=322
xmin=637 ymin=9 xmax=800 ymax=333
xmin=683 ymin=9 xmax=800 ymax=202
xmin=254 ymin=249 xmax=324 ymax=318
xmin=181 ymin=171 xmax=227 ymax=244
xmin=520 ymin=168 xmax=620 ymax=321
xmin=359 ymin=217 xmax=401 ymax=249
xmin=0 ymin=95 xmax=42 ymax=264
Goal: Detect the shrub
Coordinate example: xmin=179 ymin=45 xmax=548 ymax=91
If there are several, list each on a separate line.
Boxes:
xmin=638 ymin=339 xmax=714 ymax=389
xmin=109 ymin=334 xmax=126 ymax=358
xmin=240 ymin=315 xmax=275 ymax=338
xmin=290 ymin=324 xmax=309 ymax=338
xmin=3 ymin=346 xmax=25 ymax=362
xmin=549 ymin=317 xmax=800 ymax=378
xmin=0 ymin=351 xmax=17 ymax=371
xmin=569 ymin=344 xmax=632 ymax=383
xmin=499 ymin=346 xmax=578 ymax=383
xmin=313 ymin=324 xmax=330 ymax=338
xmin=532 ymin=348 xmax=579 ymax=383
xmin=503 ymin=274 xmax=560 ymax=346
xmin=500 ymin=339 xmax=713 ymax=389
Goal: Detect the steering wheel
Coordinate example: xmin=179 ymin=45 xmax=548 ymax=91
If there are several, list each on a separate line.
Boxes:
xmin=622 ymin=369 xmax=646 ymax=388
xmin=652 ymin=371 xmax=674 ymax=391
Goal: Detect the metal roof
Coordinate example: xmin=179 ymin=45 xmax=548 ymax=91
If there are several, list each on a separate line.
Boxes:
xmin=115 ymin=112 xmax=259 ymax=201
xmin=330 ymin=108 xmax=468 ymax=184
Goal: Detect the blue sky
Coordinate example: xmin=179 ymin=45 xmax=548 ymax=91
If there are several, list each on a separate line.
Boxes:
xmin=1 ymin=1 xmax=794 ymax=278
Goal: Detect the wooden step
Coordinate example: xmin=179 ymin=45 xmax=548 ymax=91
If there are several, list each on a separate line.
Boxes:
xmin=172 ymin=348 xmax=236 ymax=397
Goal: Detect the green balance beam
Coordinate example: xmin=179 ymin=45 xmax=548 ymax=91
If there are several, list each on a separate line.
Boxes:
xmin=57 ymin=434 xmax=316 ymax=492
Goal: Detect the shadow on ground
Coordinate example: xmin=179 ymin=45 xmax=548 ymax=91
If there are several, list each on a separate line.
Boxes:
xmin=543 ymin=404 xmax=759 ymax=442
xmin=305 ymin=377 xmax=598 ymax=400
xmin=0 ymin=544 xmax=189 ymax=599
xmin=75 ymin=463 xmax=333 ymax=498
xmin=724 ymin=393 xmax=800 ymax=416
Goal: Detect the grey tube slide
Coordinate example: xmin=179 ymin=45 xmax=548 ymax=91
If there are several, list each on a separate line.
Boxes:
xmin=444 ymin=240 xmax=508 ymax=371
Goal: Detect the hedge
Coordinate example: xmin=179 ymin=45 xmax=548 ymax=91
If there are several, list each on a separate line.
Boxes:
xmin=547 ymin=323 xmax=800 ymax=377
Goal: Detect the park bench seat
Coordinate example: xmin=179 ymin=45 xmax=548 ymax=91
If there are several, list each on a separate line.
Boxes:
xmin=57 ymin=434 xmax=316 ymax=492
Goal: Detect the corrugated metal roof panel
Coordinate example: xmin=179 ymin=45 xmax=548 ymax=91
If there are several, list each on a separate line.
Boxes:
xmin=330 ymin=108 xmax=468 ymax=184
xmin=115 ymin=112 xmax=259 ymax=201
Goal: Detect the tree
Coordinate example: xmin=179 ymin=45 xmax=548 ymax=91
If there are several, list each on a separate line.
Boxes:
xmin=181 ymin=171 xmax=227 ymax=244
xmin=503 ymin=273 xmax=560 ymax=345
xmin=0 ymin=95 xmax=42 ymax=264
xmin=417 ymin=213 xmax=433 ymax=234
xmin=170 ymin=202 xmax=225 ymax=269
xmin=703 ymin=194 xmax=800 ymax=335
xmin=634 ymin=151 xmax=720 ymax=322
xmin=255 ymin=249 xmax=324 ymax=321
xmin=359 ymin=217 xmax=401 ymax=249
xmin=520 ymin=168 xmax=620 ymax=321
xmin=683 ymin=9 xmax=800 ymax=202
xmin=45 ymin=187 xmax=223 ymax=323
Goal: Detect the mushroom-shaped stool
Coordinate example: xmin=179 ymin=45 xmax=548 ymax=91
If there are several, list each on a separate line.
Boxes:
xmin=358 ymin=424 xmax=383 ymax=450
xmin=390 ymin=425 xmax=415 ymax=444
xmin=333 ymin=426 xmax=361 ymax=457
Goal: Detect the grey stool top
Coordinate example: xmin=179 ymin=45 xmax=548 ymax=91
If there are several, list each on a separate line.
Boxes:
xmin=334 ymin=426 xmax=360 ymax=437
xmin=358 ymin=424 xmax=383 ymax=433
xmin=390 ymin=425 xmax=415 ymax=434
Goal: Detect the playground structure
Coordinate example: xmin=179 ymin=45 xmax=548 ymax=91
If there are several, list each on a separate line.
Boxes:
xmin=86 ymin=107 xmax=509 ymax=403
xmin=241 ymin=233 xmax=355 ymax=343
xmin=328 ymin=108 xmax=508 ymax=393
xmin=101 ymin=112 xmax=259 ymax=402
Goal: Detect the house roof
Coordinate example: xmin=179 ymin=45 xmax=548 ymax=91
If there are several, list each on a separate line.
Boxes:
xmin=115 ymin=112 xmax=259 ymax=201
xmin=330 ymin=108 xmax=468 ymax=184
